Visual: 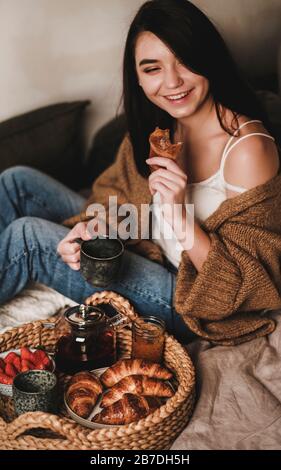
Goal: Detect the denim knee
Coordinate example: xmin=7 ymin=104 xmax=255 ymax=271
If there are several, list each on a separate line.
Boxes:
xmin=3 ymin=216 xmax=67 ymax=256
xmin=0 ymin=165 xmax=34 ymax=181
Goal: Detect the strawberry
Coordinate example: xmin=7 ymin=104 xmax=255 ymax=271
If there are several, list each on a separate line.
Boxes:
xmin=33 ymin=361 xmax=46 ymax=370
xmin=44 ymin=359 xmax=53 ymax=371
xmin=33 ymin=350 xmax=52 ymax=370
xmin=21 ymin=359 xmax=35 ymax=372
xmin=33 ymin=349 xmax=48 ymax=363
xmin=0 ymin=358 xmax=5 ymax=370
xmin=4 ymin=352 xmax=19 ymax=364
xmin=20 ymin=347 xmax=36 ymax=364
xmin=42 ymin=356 xmax=51 ymax=366
xmin=0 ymin=372 xmax=13 ymax=385
xmin=13 ymin=356 xmax=21 ymax=373
xmin=5 ymin=363 xmax=17 ymax=378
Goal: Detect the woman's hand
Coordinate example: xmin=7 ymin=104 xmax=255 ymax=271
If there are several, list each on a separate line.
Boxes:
xmin=57 ymin=222 xmax=92 ymax=271
xmin=147 ymin=156 xmax=188 ymax=225
xmin=147 ymin=156 xmax=188 ymax=204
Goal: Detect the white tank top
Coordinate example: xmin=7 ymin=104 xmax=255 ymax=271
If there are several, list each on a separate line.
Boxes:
xmin=152 ymin=120 xmax=275 ymax=268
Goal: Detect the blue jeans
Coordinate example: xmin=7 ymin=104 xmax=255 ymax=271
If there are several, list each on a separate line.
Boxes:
xmin=0 ymin=166 xmax=194 ymax=343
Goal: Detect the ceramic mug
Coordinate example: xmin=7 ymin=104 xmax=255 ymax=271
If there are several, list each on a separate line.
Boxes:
xmin=13 ymin=370 xmax=58 ymax=416
xmin=75 ymin=235 xmax=124 ymax=287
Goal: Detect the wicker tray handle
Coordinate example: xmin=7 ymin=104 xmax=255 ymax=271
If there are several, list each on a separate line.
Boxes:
xmin=84 ymin=290 xmax=139 ymax=324
xmin=4 ymin=411 xmax=83 ymax=443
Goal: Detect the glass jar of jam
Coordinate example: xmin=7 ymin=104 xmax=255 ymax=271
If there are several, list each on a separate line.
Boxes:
xmin=131 ymin=316 xmax=166 ymax=363
xmin=54 ymin=304 xmax=127 ymax=374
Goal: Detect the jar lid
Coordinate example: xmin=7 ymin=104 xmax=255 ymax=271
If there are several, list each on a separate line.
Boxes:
xmin=64 ymin=304 xmax=106 ymax=329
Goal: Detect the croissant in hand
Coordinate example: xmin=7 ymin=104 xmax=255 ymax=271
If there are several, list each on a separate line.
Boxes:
xmin=100 ymin=359 xmax=173 ymax=388
xmin=149 ymin=127 xmax=183 ymax=171
xmin=92 ymin=393 xmax=162 ymax=425
xmin=101 ymin=374 xmax=174 ymax=408
xmin=66 ymin=371 xmax=103 ymax=418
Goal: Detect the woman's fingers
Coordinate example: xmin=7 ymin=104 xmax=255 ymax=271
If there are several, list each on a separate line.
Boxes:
xmin=148 ymin=166 xmax=187 ymax=200
xmin=146 ymin=157 xmax=186 ymax=177
xmin=149 ymin=167 xmax=186 ymax=184
xmin=61 ymin=252 xmax=81 ymax=264
xmin=57 ymin=241 xmax=80 ymax=256
xmin=60 ymin=251 xmax=81 ymax=270
xmin=67 ymin=262 xmax=80 ymax=271
xmin=149 ymin=170 xmax=187 ymax=189
xmin=57 ymin=221 xmax=94 ymax=270
xmin=57 ymin=222 xmax=92 ymax=258
xmin=64 ymin=221 xmax=92 ymax=242
xmin=150 ymin=177 xmax=178 ymax=193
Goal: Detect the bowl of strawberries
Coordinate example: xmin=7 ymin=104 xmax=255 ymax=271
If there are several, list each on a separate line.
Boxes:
xmin=0 ymin=347 xmax=55 ymax=397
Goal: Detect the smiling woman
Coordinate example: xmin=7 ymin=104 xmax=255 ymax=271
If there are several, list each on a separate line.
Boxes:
xmin=1 ymin=0 xmax=281 ymax=347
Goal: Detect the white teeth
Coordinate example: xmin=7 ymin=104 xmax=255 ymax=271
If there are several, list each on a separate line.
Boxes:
xmin=166 ymin=91 xmax=189 ymax=100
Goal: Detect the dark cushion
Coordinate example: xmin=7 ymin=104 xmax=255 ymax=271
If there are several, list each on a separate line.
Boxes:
xmin=0 ymin=100 xmax=90 ymax=190
xmin=85 ymin=114 xmax=127 ymax=186
xmin=256 ymin=90 xmax=281 ymax=149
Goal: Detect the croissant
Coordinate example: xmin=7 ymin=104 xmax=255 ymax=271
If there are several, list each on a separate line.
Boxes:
xmin=101 ymin=374 xmax=174 ymax=408
xmin=149 ymin=127 xmax=183 ymax=171
xmin=92 ymin=393 xmax=162 ymax=425
xmin=66 ymin=371 xmax=103 ymax=418
xmin=100 ymin=359 xmax=173 ymax=388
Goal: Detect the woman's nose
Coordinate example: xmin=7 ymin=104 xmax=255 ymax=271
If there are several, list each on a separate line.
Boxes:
xmin=164 ymin=67 xmax=184 ymax=89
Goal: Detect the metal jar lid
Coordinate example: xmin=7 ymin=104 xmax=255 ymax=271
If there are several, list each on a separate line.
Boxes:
xmin=64 ymin=304 xmax=106 ymax=330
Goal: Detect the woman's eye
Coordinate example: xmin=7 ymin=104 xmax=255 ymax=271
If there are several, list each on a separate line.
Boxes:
xmin=144 ymin=68 xmax=160 ymax=73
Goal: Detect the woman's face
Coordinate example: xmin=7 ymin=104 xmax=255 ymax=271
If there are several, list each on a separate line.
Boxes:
xmin=135 ymin=31 xmax=211 ymax=120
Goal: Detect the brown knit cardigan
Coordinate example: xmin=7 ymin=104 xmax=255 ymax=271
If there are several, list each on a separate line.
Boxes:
xmin=63 ymin=135 xmax=281 ymax=345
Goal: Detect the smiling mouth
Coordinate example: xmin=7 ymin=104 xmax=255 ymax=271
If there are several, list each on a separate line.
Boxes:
xmin=164 ymin=89 xmax=194 ymax=101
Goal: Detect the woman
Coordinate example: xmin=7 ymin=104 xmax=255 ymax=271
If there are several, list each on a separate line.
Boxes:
xmin=1 ymin=0 xmax=280 ymax=344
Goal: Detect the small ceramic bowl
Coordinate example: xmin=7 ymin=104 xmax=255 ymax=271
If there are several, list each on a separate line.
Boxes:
xmin=0 ymin=349 xmax=55 ymax=398
xmin=13 ymin=369 xmax=58 ymax=416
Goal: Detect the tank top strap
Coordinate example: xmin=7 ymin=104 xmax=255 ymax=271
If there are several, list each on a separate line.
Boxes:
xmin=218 ymin=120 xmax=275 ymax=193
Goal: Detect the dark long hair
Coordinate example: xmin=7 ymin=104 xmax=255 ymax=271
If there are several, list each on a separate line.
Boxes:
xmin=122 ymin=0 xmax=274 ymax=177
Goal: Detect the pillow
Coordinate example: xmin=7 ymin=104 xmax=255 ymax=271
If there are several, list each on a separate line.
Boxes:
xmin=0 ymin=100 xmax=90 ymax=190
xmin=85 ymin=113 xmax=127 ymax=186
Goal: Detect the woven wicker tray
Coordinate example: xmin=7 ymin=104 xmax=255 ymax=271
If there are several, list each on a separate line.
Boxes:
xmin=0 ymin=291 xmax=195 ymax=450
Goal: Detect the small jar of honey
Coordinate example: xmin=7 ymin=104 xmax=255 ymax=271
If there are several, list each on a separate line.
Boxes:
xmin=131 ymin=316 xmax=165 ymax=363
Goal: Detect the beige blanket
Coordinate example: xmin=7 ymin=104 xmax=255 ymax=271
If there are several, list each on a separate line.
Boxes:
xmin=172 ymin=310 xmax=281 ymax=450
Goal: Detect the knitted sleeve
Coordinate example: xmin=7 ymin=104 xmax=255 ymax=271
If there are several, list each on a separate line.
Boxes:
xmin=62 ymin=135 xmax=131 ymax=228
xmin=175 ymin=233 xmax=241 ymax=320
xmin=175 ymin=231 xmax=281 ymax=319
xmin=174 ymin=227 xmax=281 ymax=344
xmin=84 ymin=135 xmax=130 ymax=209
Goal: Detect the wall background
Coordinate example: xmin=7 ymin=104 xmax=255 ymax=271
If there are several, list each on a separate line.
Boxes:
xmin=0 ymin=0 xmax=280 ymax=144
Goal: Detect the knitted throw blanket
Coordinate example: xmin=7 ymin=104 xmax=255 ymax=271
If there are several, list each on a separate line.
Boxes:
xmin=63 ymin=136 xmax=281 ymax=345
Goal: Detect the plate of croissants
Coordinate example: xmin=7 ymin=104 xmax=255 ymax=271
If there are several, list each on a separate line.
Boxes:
xmin=64 ymin=358 xmax=176 ymax=428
